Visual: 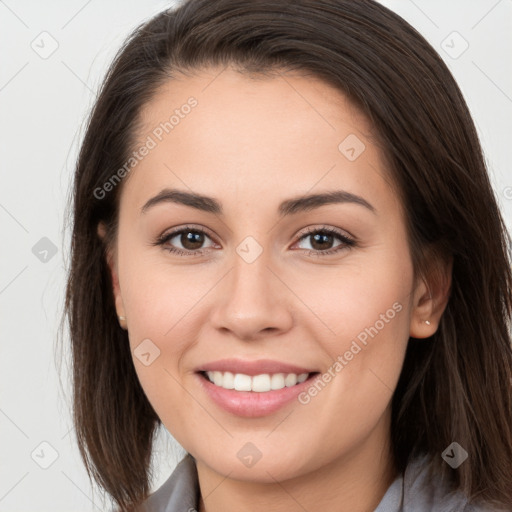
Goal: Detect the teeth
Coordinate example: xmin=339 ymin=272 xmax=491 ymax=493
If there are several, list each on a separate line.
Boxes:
xmin=205 ymin=371 xmax=309 ymax=392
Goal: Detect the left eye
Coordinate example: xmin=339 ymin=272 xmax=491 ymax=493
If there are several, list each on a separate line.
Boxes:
xmin=293 ymin=226 xmax=356 ymax=256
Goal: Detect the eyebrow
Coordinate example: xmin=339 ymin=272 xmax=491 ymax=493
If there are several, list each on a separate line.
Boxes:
xmin=140 ymin=188 xmax=376 ymax=216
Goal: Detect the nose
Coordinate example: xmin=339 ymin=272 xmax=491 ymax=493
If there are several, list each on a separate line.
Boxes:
xmin=209 ymin=250 xmax=294 ymax=341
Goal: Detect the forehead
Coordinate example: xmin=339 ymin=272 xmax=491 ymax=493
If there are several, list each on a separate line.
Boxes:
xmin=138 ymin=66 xmax=373 ymax=143
xmin=121 ymin=66 xmax=396 ymax=216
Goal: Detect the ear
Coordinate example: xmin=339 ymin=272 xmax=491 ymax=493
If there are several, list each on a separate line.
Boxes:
xmin=409 ymin=251 xmax=453 ymax=339
xmin=97 ymin=221 xmax=127 ymax=328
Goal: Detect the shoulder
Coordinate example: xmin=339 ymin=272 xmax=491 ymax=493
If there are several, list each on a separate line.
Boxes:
xmin=134 ymin=451 xmax=509 ymax=512
xmin=375 ymin=453 xmax=509 ymax=511
xmin=136 ymin=453 xmax=200 ymax=512
xmin=400 ymin=453 xmax=509 ymax=512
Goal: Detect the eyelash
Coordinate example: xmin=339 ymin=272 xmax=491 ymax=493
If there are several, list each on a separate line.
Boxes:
xmin=153 ymin=224 xmax=357 ymax=258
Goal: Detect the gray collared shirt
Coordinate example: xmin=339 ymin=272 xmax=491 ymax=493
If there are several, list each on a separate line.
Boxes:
xmin=137 ymin=453 xmax=503 ymax=511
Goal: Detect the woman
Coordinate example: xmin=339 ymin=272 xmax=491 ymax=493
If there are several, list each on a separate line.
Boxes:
xmin=64 ymin=0 xmax=512 ymax=510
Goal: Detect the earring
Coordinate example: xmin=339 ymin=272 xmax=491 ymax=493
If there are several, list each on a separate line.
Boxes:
xmin=118 ymin=315 xmax=127 ymax=329
xmin=424 ymin=320 xmax=431 ymax=325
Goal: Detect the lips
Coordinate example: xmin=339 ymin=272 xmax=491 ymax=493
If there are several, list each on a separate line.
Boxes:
xmin=196 ymin=358 xmax=316 ymax=376
xmin=196 ymin=371 xmax=320 ymax=417
xmin=194 ymin=358 xmax=321 ymax=417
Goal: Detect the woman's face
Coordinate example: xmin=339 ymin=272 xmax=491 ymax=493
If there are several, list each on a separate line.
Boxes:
xmin=104 ymin=66 xmax=435 ymax=482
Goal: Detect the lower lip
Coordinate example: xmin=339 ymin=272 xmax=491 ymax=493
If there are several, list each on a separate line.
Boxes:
xmin=196 ymin=372 xmax=320 ymax=418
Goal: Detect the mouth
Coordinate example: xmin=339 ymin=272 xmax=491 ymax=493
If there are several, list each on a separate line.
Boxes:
xmin=195 ymin=370 xmax=321 ymax=418
xmin=198 ymin=370 xmax=320 ymax=392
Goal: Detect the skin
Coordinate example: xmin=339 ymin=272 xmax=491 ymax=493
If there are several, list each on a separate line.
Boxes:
xmin=98 ymin=66 xmax=451 ymax=512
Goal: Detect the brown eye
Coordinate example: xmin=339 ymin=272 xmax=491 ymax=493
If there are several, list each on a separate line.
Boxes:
xmin=294 ymin=227 xmax=356 ymax=257
xmin=155 ymin=225 xmax=216 ymax=256
xmin=308 ymin=232 xmax=337 ymax=251
xmin=174 ymin=230 xmax=206 ymax=251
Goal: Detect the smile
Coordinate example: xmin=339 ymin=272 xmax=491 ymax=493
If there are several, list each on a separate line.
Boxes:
xmin=203 ymin=370 xmax=309 ymax=392
xmin=196 ymin=370 xmax=321 ymax=417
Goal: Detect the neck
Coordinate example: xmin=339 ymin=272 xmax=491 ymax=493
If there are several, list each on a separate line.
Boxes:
xmin=195 ymin=416 xmax=398 ymax=512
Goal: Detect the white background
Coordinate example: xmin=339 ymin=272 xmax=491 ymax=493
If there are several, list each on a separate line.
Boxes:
xmin=1 ymin=1 xmax=511 ymax=510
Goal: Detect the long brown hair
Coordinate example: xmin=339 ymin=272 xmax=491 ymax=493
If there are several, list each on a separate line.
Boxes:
xmin=63 ymin=0 xmax=512 ymax=510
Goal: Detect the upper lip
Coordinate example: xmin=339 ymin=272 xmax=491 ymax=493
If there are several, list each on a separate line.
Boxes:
xmin=196 ymin=358 xmax=317 ymax=376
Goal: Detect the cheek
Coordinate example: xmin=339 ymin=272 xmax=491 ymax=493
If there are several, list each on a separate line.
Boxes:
xmin=296 ymin=247 xmax=412 ymax=351
xmin=121 ymin=265 xmax=201 ymax=437
xmin=119 ymin=241 xmax=207 ymax=342
xmin=119 ymin=248 xmax=218 ymax=421
xmin=294 ymin=239 xmax=413 ymax=411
